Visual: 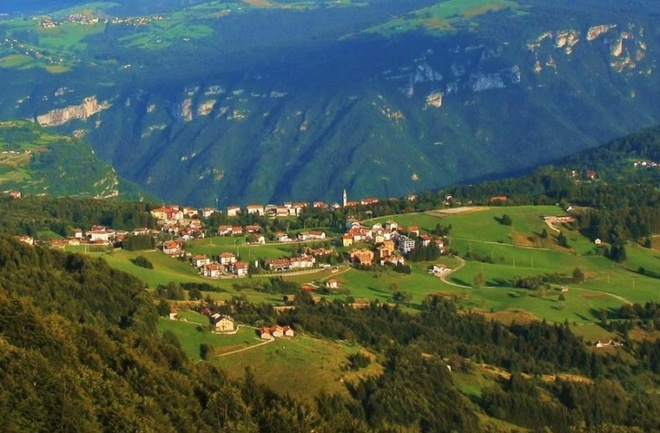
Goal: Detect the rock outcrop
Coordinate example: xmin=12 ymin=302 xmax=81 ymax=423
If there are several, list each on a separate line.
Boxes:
xmin=36 ymin=96 xmax=111 ymax=127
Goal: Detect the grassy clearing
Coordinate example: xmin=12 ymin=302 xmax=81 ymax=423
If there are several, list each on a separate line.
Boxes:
xmin=214 ymin=335 xmax=381 ymax=400
xmin=158 ymin=317 xmax=259 ymax=360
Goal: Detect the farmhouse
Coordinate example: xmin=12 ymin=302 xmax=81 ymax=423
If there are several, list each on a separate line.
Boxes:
xmin=325 ymin=279 xmax=338 ymax=289
xmin=430 ymin=263 xmax=451 ymax=275
xmin=87 ymin=227 xmax=115 ymax=244
xmin=213 ymin=315 xmax=237 ymax=334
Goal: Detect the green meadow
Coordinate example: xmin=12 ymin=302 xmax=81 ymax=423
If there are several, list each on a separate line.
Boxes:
xmin=97 ymin=205 xmax=658 ymax=327
xmin=213 ymin=334 xmax=379 ymax=400
xmin=365 ymin=0 xmax=520 ymax=36
xmin=158 ymin=316 xmax=261 ymax=360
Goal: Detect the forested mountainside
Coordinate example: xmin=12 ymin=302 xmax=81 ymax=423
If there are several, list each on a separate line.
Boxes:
xmin=1 ymin=0 xmax=660 ymax=205
xmin=1 ymin=235 xmax=658 ymax=432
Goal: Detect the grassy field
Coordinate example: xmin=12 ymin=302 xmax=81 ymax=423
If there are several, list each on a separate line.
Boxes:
xmin=214 ymin=334 xmax=381 ymax=400
xmin=95 ymin=205 xmax=659 ymax=328
xmin=365 ymin=0 xmax=520 ymax=36
xmin=158 ymin=316 xmax=261 ymax=360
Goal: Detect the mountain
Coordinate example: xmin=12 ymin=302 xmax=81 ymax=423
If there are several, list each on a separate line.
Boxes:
xmin=0 ymin=120 xmax=146 ymax=199
xmin=1 ymin=0 xmax=660 ymax=206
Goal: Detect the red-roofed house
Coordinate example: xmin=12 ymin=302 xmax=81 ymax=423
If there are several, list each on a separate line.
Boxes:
xmin=163 ymin=240 xmax=182 ymax=255
xmin=218 ymin=252 xmax=237 ymax=265
xmin=202 ymin=263 xmax=222 ymax=278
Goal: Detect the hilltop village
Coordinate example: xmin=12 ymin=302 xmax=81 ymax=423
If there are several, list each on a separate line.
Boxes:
xmin=11 ymin=189 xmax=451 ymax=281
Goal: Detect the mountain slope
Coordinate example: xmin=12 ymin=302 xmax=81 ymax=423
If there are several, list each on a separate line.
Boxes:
xmin=0 ymin=121 xmax=145 ymax=199
xmin=1 ymin=0 xmax=660 ymax=205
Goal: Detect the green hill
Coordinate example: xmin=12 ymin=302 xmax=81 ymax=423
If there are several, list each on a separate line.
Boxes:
xmin=0 ymin=120 xmax=146 ymax=199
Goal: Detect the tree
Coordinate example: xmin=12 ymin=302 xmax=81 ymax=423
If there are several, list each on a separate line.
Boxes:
xmin=557 ymin=231 xmax=569 ymax=248
xmin=500 ymin=214 xmax=513 ymax=226
xmin=540 ymin=228 xmax=548 ymax=239
xmin=572 ymin=267 xmax=585 ymax=283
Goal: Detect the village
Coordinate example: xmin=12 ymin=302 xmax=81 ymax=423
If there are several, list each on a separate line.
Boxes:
xmin=8 ymin=187 xmax=453 ymax=286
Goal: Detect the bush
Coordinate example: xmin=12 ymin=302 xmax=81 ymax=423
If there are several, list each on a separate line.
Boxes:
xmin=131 ymin=255 xmax=153 ymax=269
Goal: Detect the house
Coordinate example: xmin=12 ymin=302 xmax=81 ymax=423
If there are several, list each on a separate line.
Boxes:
xmin=361 ymin=197 xmax=379 ymax=206
xmin=182 ymin=207 xmax=199 ymax=218
xmin=218 ymin=252 xmax=237 ymax=265
xmin=151 ymin=206 xmax=184 ymax=221
xmin=419 ymin=234 xmax=432 ymax=246
xmin=349 ymin=248 xmax=374 ymax=266
xmin=213 ymin=315 xmax=237 ymax=334
xmin=169 ymin=308 xmax=178 ymax=320
xmin=245 ymin=225 xmax=261 ymax=234
xmin=325 ymin=279 xmax=338 ymax=289
xmin=202 ymin=263 xmax=222 ymax=278
xmin=218 ymin=225 xmax=233 ymax=236
xmin=232 ymin=261 xmax=249 ymax=277
xmin=276 ymin=232 xmax=290 ymax=242
xmin=248 ymin=235 xmax=266 ymax=245
xmin=202 ymin=207 xmax=217 ymax=218
xmin=246 ymin=204 xmax=264 ymax=215
xmin=489 ymin=195 xmax=508 ymax=203
xmin=407 ymin=226 xmax=420 ymax=237
xmin=265 ymin=258 xmax=291 ymax=272
xmin=231 ymin=226 xmax=243 ymax=236
xmin=406 ymin=194 xmax=417 ymax=201
xmin=384 ymin=221 xmax=399 ymax=231
xmin=381 ymin=253 xmax=405 ymax=266
xmin=163 ymin=240 xmax=183 ymax=255
xmin=73 ymin=228 xmax=84 ymax=239
xmin=276 ymin=206 xmax=289 ymax=217
xmin=87 ymin=227 xmax=115 ymax=244
xmin=131 ymin=227 xmax=149 ymax=236
xmin=313 ymin=201 xmax=327 ymax=208
xmin=226 ymin=206 xmax=241 ymax=216
xmin=430 ymin=263 xmax=451 ymax=275
xmin=297 ymin=230 xmax=326 ymax=241
xmin=376 ymin=241 xmax=395 ymax=260
xmin=259 ymin=325 xmax=294 ymax=340
xmin=290 ymin=255 xmax=315 ymax=269
xmin=342 ymin=235 xmax=354 ymax=247
xmin=8 ymin=190 xmax=21 ymax=199
xmin=191 ymin=254 xmax=211 ymax=268
xmin=397 ymin=235 xmax=416 ymax=254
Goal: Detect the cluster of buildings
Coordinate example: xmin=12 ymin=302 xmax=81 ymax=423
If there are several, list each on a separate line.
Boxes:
xmin=47 ymin=225 xmax=153 ymax=249
xmin=150 ymin=205 xmax=209 ymax=240
xmin=264 ymin=255 xmax=316 ymax=272
xmin=259 ymin=325 xmax=295 ymax=340
xmin=633 ymin=160 xmax=659 ymax=169
xmin=187 ymin=252 xmax=249 ymax=278
xmin=341 ymin=219 xmax=445 ymax=266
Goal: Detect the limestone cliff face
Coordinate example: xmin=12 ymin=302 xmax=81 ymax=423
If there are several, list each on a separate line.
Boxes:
xmin=36 ymin=97 xmax=111 ymax=127
xmin=37 ymin=96 xmax=112 ymax=126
